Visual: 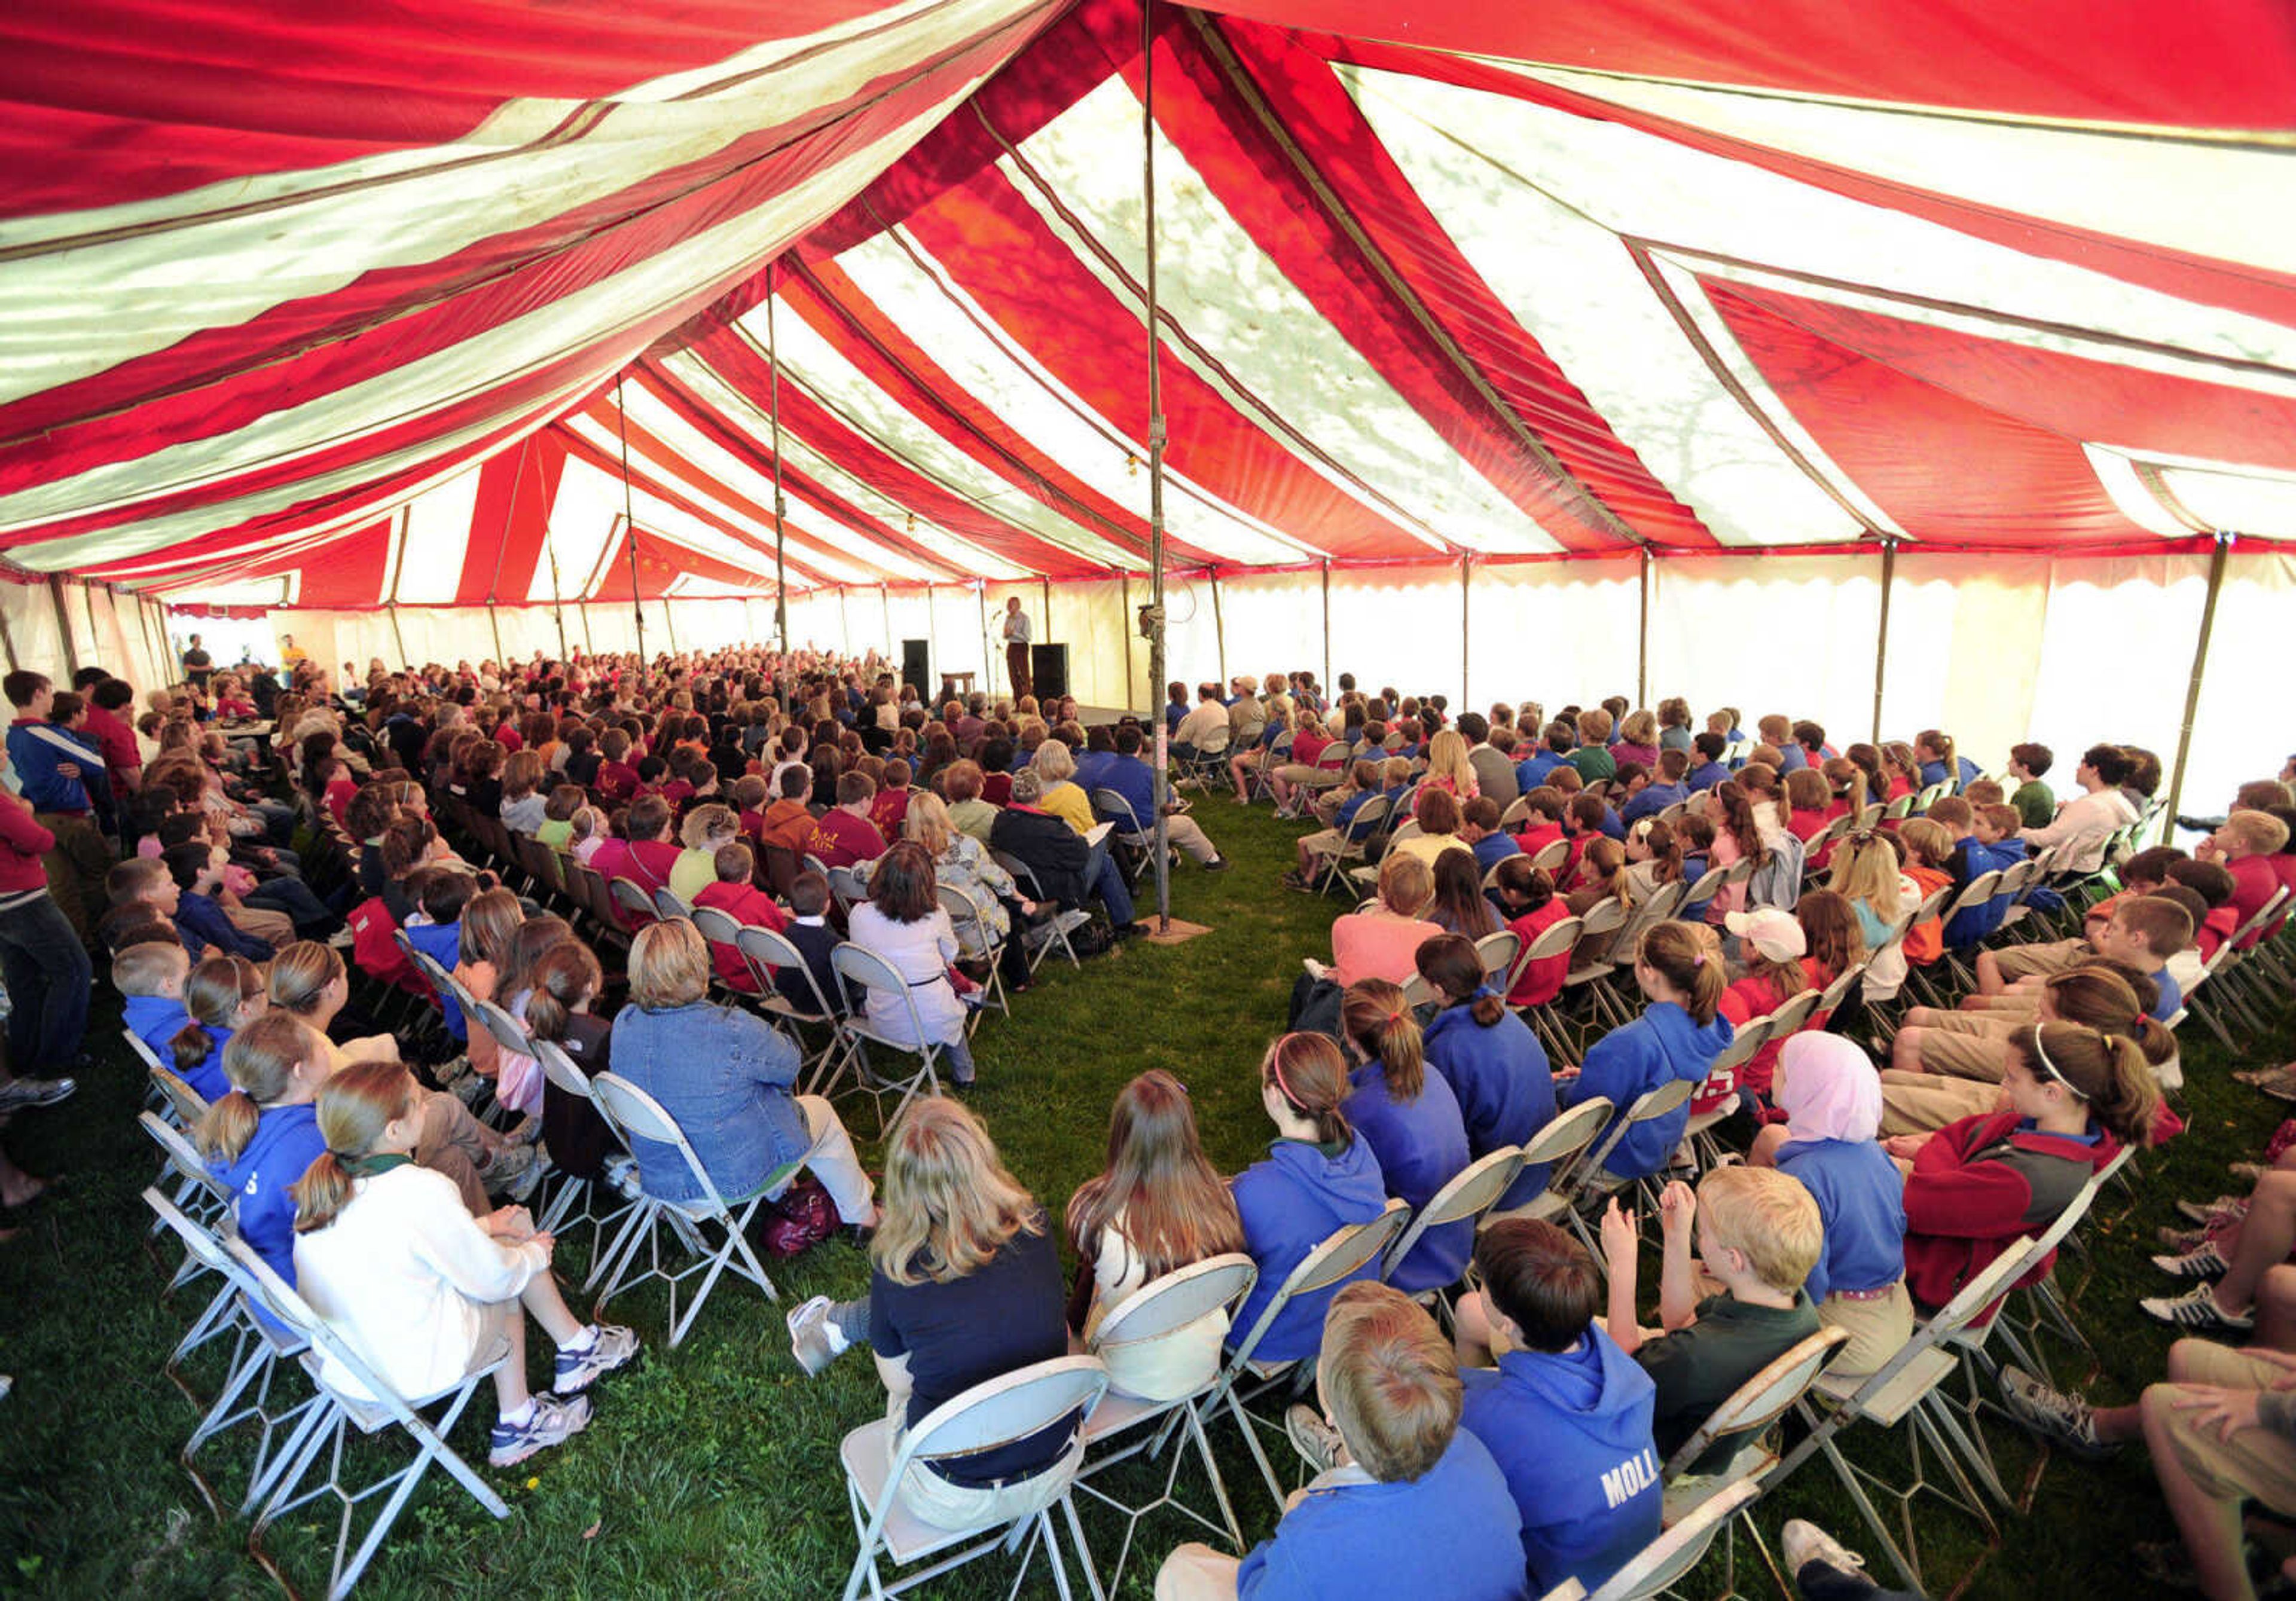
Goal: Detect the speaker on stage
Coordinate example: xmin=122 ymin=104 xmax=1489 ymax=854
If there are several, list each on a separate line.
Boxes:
xmin=1030 ymin=643 xmax=1069 ymax=702
xmin=900 ymin=638 xmax=930 ymax=696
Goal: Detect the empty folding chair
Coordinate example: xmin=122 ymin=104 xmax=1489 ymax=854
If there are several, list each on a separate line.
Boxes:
xmin=1071 ymin=1255 xmax=1259 ymax=1593
xmin=587 ymin=1073 xmax=782 ymax=1348
xmin=825 ymin=943 xmax=947 ymax=1129
xmin=144 ymin=1187 xmax=314 ymax=1520
xmin=839 ymin=1356 xmax=1110 ymax=1601
xmin=227 ymin=1236 xmax=512 ymax=1600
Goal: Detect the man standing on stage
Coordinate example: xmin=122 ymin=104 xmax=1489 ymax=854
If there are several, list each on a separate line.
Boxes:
xmin=1001 ymin=595 xmax=1033 ymax=701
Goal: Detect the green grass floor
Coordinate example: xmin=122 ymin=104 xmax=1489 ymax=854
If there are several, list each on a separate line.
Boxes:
xmin=1 ymin=800 xmax=2288 ymax=1599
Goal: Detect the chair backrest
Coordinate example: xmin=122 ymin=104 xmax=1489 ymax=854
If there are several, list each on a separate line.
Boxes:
xmin=1577 ymin=896 xmax=1630 ymax=942
xmin=1661 ymin=1327 xmax=1849 ymax=1480
xmin=123 ymin=1026 xmax=164 ymax=1074
xmin=609 ymin=877 xmax=658 ymax=926
xmin=1091 ymin=1254 xmax=1258 ymax=1350
xmin=150 ymin=1065 xmax=211 ymax=1127
xmin=1091 ymin=787 xmax=1147 ymax=836
xmin=1815 ymin=961 xmax=1866 ymax=1015
xmin=591 ymin=1071 xmax=730 ymax=1211
xmin=1498 ymin=796 xmax=1531 ymax=831
xmin=144 ymin=1183 xmax=232 ymax=1276
xmin=1528 ymin=836 xmax=1568 ymax=873
xmin=1584 ymin=1077 xmax=1697 ymax=1174
xmin=689 ymin=903 xmax=746 ymax=954
xmin=529 ymin=1035 xmax=596 ymax=1106
xmin=468 ymin=998 xmax=533 ymax=1064
xmin=1228 ymin=1200 xmax=1410 ymax=1369
xmin=1399 ymin=973 xmax=1436 ymax=1010
xmin=1522 ymin=913 xmax=1583 ymax=963
xmin=221 ymin=1232 xmax=470 ymax=1416
xmin=140 ymin=1109 xmax=235 ymax=1206
xmin=826 ymin=865 xmax=869 ymax=913
xmin=990 ymin=848 xmax=1045 ymax=897
xmin=1882 ymin=793 xmax=1915 ymax=821
xmin=1474 ymin=929 xmax=1521 ymax=982
xmin=1517 ymin=1096 xmax=1614 ymax=1174
xmin=935 ymin=883 xmax=997 ymax=949
xmin=1611 ymin=880 xmax=1687 ymax=955
xmin=1761 ymin=986 xmax=1822 ymax=1042
xmin=1701 ymin=1015 xmax=1775 ymax=1083
xmin=1385 ymin=1147 xmax=1524 ymax=1279
xmin=1941 ymin=870 xmax=2004 ymax=922
xmin=735 ymin=924 xmax=839 ymax=1020
xmin=652 ymin=885 xmax=694 ymax=922
xmin=896 ymin=1355 xmax=1110 ymax=1478
xmin=1677 ymin=863 xmax=1728 ymax=909
xmin=830 ymin=941 xmax=933 ymax=1044
xmin=1721 ymin=855 xmax=1758 ymax=888
xmin=1866 ymin=1235 xmax=2037 ymax=1386
xmin=1576 ymin=1477 xmax=1764 ymax=1601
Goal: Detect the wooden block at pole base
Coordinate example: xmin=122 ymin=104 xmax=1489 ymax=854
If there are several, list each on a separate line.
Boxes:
xmin=1143 ymin=916 xmax=1213 ymax=946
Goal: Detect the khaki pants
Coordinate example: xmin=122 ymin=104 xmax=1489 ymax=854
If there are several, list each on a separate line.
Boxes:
xmin=1915 ymin=1021 xmax=2015 ymax=1083
xmin=1880 ymin=1070 xmax=2004 ymax=1136
xmin=1819 ymin=1282 xmax=1915 ymax=1379
xmin=34 ymin=811 xmax=110 ymax=946
xmin=2150 ymin=1342 xmax=2296 ymax=1513
xmin=1993 ymin=939 xmax=2083 ymax=985
xmin=790 ymin=1095 xmax=875 ymax=1224
xmin=417 ymin=1088 xmax=494 ymax=1215
xmin=887 ymin=1398 xmax=1082 ymax=1530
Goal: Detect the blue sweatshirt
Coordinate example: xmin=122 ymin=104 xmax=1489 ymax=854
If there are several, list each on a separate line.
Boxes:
xmin=1423 ymin=999 xmax=1558 ymax=1210
xmin=171 ymin=1023 xmax=234 ymax=1103
xmin=1231 ymin=1136 xmax=1389 ymax=1363
xmin=1471 ymin=832 xmax=1522 ymax=875
xmin=5 ymin=719 xmax=94 ymax=813
xmin=1568 ymin=1003 xmax=1733 ymax=1180
xmin=1235 ymin=1431 xmax=1528 ymax=1600
xmin=1344 ymin=1061 xmax=1471 ymax=1294
xmin=1686 ymin=760 xmax=1729 ymax=793
xmin=176 ymin=893 xmax=273 ymax=962
xmin=404 ymin=919 xmax=466 ymax=1038
xmin=1618 ymin=782 xmax=1687 ymax=827
xmin=1460 ymin=1332 xmax=1661 ymax=1594
xmin=1776 ymin=1136 xmax=1907 ymax=1301
xmin=1514 ymin=750 xmax=1565 ymax=793
xmin=124 ymin=992 xmax=194 ymax=1061
xmin=213 ymin=1102 xmax=326 ymax=1294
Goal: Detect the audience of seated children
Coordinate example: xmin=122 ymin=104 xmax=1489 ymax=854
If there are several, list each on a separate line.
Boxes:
xmin=1228 ymin=1033 xmax=1391 ymax=1364
xmin=288 ymin=1059 xmax=639 ymax=1466
xmin=1156 ymin=1283 xmax=1528 ymax=1601
xmin=1452 ymin=1218 xmax=1661 ymax=1596
xmin=2199 ymin=808 xmax=2292 ymax=946
xmin=1750 ymin=1035 xmax=1910 ymax=1377
xmin=1968 ymin=891 xmax=2189 ymax=1020
xmin=166 ymin=953 xmax=265 ymax=1104
xmin=1885 ymin=1019 xmax=2158 ymax=1313
xmin=1598 ymin=1165 xmax=1822 ymax=1471
xmin=1337 ymin=979 xmax=1473 ymax=1293
xmin=1064 ymin=1070 xmax=1247 ymax=1403
xmin=784 ymin=1099 xmax=1074 ymax=1532
xmin=1567 ymin=922 xmax=1734 ymax=1182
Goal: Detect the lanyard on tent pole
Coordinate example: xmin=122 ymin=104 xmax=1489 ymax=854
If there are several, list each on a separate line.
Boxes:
xmin=1870 ymin=536 xmax=1897 ymax=745
xmin=1143 ymin=0 xmax=1171 ymax=934
xmin=616 ymin=375 xmax=646 ymax=667
xmin=2163 ymin=531 xmax=2234 ymax=843
xmin=767 ymin=264 xmax=790 ymax=654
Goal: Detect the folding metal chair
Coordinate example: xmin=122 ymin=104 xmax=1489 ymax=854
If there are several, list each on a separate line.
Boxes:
xmin=141 ymin=1109 xmax=236 ymax=1285
xmin=143 ymin=1188 xmax=315 ymax=1520
xmin=1308 ymin=795 xmax=1390 ymax=899
xmin=228 ymin=1236 xmax=512 ymax=1601
xmin=604 ymin=876 xmax=658 ymax=933
xmin=1472 ymin=928 xmax=1521 ymax=988
xmin=150 ymin=1062 xmax=212 ymax=1130
xmin=1480 ymin=1097 xmax=1616 ymax=1251
xmin=1381 ymin=1145 xmax=1524 ymax=1298
xmin=935 ymin=883 xmax=1009 ymax=1031
xmin=1071 ymin=1255 xmax=1260 ymax=1594
xmin=824 ymin=942 xmax=947 ymax=1129
xmin=1908 ymin=870 xmax=2003 ymax=1007
xmin=588 ymin=1072 xmax=782 ymax=1348
xmin=1537 ymin=1476 xmax=1764 ymax=1601
xmin=731 ymin=924 xmax=848 ymax=1090
xmin=1526 ymin=835 xmax=1570 ymax=876
xmin=1091 ymin=787 xmax=1155 ymax=884
xmin=651 ymin=884 xmax=694 ymax=922
xmin=839 ymin=1356 xmax=1110 ymax=1601
xmin=991 ymin=850 xmax=1084 ymax=971
xmin=1574 ymin=1078 xmax=1699 ymax=1212
xmin=525 ymin=1035 xmax=640 ymax=1279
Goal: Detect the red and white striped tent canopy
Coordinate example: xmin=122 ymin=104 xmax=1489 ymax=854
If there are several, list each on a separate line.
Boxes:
xmin=7 ymin=0 xmax=2295 ymax=800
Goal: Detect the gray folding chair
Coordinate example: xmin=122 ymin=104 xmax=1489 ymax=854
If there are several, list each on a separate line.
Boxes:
xmin=526 ymin=1035 xmax=640 ymax=1279
xmin=1576 ymin=1078 xmax=1699 ymax=1208
xmin=936 ymin=882 xmax=1008 ymax=1031
xmin=1481 ymin=1097 xmax=1616 ymax=1251
xmin=839 ymin=1356 xmax=1109 ymax=1601
xmin=588 ymin=1072 xmax=782 ymax=1348
xmin=733 ymin=924 xmax=847 ymax=1091
xmin=1072 ymin=1254 xmax=1260 ymax=1594
xmin=1473 ymin=928 xmax=1521 ymax=986
xmin=1092 ymin=787 xmax=1154 ymax=884
xmin=608 ymin=876 xmax=660 ymax=931
xmin=991 ymin=849 xmax=1084 ymax=971
xmin=1535 ymin=1478 xmax=1764 ymax=1601
xmin=1381 ymin=1145 xmax=1524 ymax=1295
xmin=650 ymin=884 xmax=694 ymax=923
xmin=825 ymin=942 xmax=947 ymax=1128
xmin=688 ymin=903 xmax=753 ymax=1000
xmin=141 ymin=1108 xmax=237 ymax=1295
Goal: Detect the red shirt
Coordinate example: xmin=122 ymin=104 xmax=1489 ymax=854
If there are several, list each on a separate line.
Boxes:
xmin=2226 ymin=853 xmax=2282 ymax=947
xmin=83 ymin=705 xmax=142 ymax=784
xmin=2197 ymin=903 xmax=2239 ymax=961
xmin=692 ymin=880 xmax=789 ymax=992
xmin=596 ymin=760 xmax=640 ymax=803
xmin=804 ymin=808 xmax=886 ymax=869
xmin=1503 ymin=898 xmax=1571 ymax=1007
xmin=0 ymin=791 xmax=53 ymax=894
xmin=1512 ymin=821 xmax=1564 ymax=863
xmin=1290 ymin=728 xmax=1332 ymax=768
xmin=325 ymin=776 xmax=359 ymax=830
xmin=627 ymin=838 xmax=682 ymax=890
xmin=869 ymin=788 xmax=912 ymax=838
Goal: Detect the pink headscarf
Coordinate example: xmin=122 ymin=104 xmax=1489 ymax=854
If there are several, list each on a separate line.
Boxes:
xmin=1776 ymin=1032 xmax=1882 ymax=1145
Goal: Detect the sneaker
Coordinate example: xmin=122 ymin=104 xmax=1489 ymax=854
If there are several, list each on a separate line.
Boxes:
xmin=1204 ymin=856 xmax=1230 ymax=872
xmin=1998 ymin=1365 xmax=2116 ymax=1459
xmin=0 ymin=1078 xmax=75 ymax=1114
xmin=2141 ymin=1282 xmax=2254 ymax=1331
xmin=2151 ymin=1242 xmax=2231 ymax=1281
xmin=1779 ymin=1520 xmax=1867 ymax=1582
xmin=488 ymin=1393 xmax=592 ymax=1467
xmin=2175 ymin=1196 xmax=2248 ymax=1227
xmin=552 ymin=1324 xmax=640 ymax=1395
xmin=451 ymin=1073 xmax=492 ymax=1110
xmin=2157 ymin=1226 xmax=2210 ymax=1252
xmin=1285 ymin=1404 xmax=1345 ymax=1475
xmin=326 ymin=927 xmax=357 ymax=950
xmin=481 ymin=1141 xmax=539 ymax=1190
xmin=786 ymin=1295 xmax=850 ymax=1377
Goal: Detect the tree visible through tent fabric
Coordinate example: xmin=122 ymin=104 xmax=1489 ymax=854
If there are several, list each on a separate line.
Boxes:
xmin=4 ymin=0 xmax=2294 ymax=809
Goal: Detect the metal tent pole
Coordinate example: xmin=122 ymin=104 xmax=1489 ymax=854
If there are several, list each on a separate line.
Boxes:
xmin=2163 ymin=531 xmax=2234 ymax=841
xmin=1321 ymin=558 xmax=1331 ymax=699
xmin=1143 ymin=0 xmax=1170 ymax=931
xmin=47 ymin=577 xmax=78 ymax=677
xmin=1636 ymin=549 xmax=1651 ymax=709
xmin=1870 ymin=536 xmax=1898 ymax=744
xmin=1120 ymin=571 xmax=1135 ymax=706
xmin=615 ymin=376 xmax=646 ymax=665
xmin=1209 ymin=572 xmax=1226 ymax=683
xmin=978 ymin=583 xmax=995 ymax=698
xmin=1460 ymin=553 xmax=1471 ymax=710
xmin=767 ymin=268 xmax=791 ymax=653
xmin=545 ymin=530 xmax=569 ymax=664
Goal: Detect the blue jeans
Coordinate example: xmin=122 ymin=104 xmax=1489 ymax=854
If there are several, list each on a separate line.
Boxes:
xmin=1084 ymin=839 xmax=1132 ymax=925
xmin=0 ymin=893 xmax=91 ymax=1070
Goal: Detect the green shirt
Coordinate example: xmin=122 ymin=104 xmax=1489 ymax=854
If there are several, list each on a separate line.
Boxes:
xmin=1567 ymin=745 xmax=1617 ymax=785
xmin=2011 ymin=779 xmax=2055 ymax=831
xmin=1636 ymin=1291 xmax=1819 ymax=1474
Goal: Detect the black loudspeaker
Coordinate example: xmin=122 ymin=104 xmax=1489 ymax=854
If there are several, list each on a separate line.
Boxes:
xmin=900 ymin=638 xmax=930 ymax=696
xmin=1030 ymin=643 xmax=1069 ymax=702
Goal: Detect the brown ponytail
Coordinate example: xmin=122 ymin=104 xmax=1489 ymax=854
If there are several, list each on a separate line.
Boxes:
xmin=1639 ymin=921 xmax=1724 ymax=1025
xmin=523 ymin=942 xmax=603 ymax=1044
xmin=1341 ymin=978 xmax=1427 ymax=1102
xmin=1416 ymin=933 xmax=1503 ymax=1025
xmin=172 ymin=954 xmax=263 ymax=1077
xmin=292 ymin=1060 xmax=418 ymax=1233
xmin=2045 ymin=965 xmax=2178 ymax=1070
xmin=1260 ymin=1032 xmax=1354 ymax=1147
xmin=2011 ymin=1021 xmax=2161 ymax=1146
xmin=267 ymin=940 xmax=344 ymax=1019
xmin=194 ymin=1013 xmax=320 ymax=1167
xmin=1711 ymin=781 xmax=1766 ymax=865
xmin=1634 ymin=818 xmax=1684 ymax=886
xmin=1493 ymin=857 xmax=1554 ymax=912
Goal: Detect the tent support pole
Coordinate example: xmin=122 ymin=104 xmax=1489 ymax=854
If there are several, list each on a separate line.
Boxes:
xmin=387 ymin=604 xmax=408 ymax=667
xmin=1636 ymin=549 xmax=1651 ymax=708
xmin=2163 ymin=531 xmax=2234 ymax=844
xmin=1120 ymin=571 xmax=1135 ymax=706
xmin=1460 ymin=553 xmax=1471 ymax=709
xmin=487 ymin=604 xmax=505 ymax=669
xmin=0 ymin=590 xmax=20 ymax=673
xmin=1321 ymin=559 xmax=1331 ymax=699
xmin=1870 ymin=536 xmax=1898 ymax=745
xmin=1210 ymin=572 xmax=1226 ymax=685
xmin=545 ymin=531 xmax=569 ymax=664
xmin=978 ymin=584 xmax=994 ymax=700
xmin=767 ymin=265 xmax=791 ymax=653
xmin=616 ymin=376 xmax=645 ymax=663
xmin=47 ymin=577 xmax=78 ymax=677
xmin=1143 ymin=0 xmax=1171 ymax=931
xmin=880 ymin=584 xmax=891 ymax=661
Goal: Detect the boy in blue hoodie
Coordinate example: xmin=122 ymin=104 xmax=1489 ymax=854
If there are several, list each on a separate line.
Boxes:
xmin=402 ymin=867 xmax=475 ymax=1042
xmin=114 ymin=939 xmax=193 ymax=1064
xmin=1156 ymin=1282 xmax=1528 ymax=1601
xmin=1456 ymin=1218 xmax=1660 ymax=1595
xmin=1229 ymin=1034 xmax=1391 ymax=1363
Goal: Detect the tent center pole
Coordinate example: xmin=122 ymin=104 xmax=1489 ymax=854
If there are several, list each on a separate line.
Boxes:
xmin=1460 ymin=552 xmax=1471 ymax=710
xmin=1209 ymin=571 xmax=1226 ymax=685
xmin=767 ymin=264 xmax=791 ymax=653
xmin=2163 ymin=531 xmax=2234 ymax=842
xmin=616 ymin=375 xmax=645 ymax=665
xmin=1320 ymin=559 xmax=1331 ymax=699
xmin=1870 ymin=536 xmax=1898 ymax=745
xmin=1636 ymin=549 xmax=1651 ymax=709
xmin=1143 ymin=0 xmax=1171 ymax=931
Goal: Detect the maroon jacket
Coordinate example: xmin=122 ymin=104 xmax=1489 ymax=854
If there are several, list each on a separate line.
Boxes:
xmin=1902 ymin=1108 xmax=2121 ymax=1312
xmin=0 ymin=790 xmax=54 ymax=895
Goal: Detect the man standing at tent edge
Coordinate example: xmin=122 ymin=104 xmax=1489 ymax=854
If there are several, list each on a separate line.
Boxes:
xmin=1001 ymin=595 xmax=1032 ymax=701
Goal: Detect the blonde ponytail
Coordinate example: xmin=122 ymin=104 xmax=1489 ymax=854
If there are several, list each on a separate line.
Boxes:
xmin=292 ymin=1059 xmax=416 ymax=1233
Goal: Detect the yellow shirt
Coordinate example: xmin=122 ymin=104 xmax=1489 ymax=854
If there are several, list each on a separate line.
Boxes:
xmin=1041 ymin=781 xmax=1097 ymax=836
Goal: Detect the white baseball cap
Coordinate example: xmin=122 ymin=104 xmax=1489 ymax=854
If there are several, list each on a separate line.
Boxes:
xmin=1724 ymin=907 xmax=1807 ymax=963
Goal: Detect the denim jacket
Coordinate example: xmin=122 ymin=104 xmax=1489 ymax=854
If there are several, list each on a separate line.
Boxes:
xmin=607 ymin=1001 xmax=805 ymax=1203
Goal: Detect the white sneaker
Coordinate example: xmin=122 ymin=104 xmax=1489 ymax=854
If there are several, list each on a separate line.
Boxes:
xmin=786 ymin=1296 xmax=850 ymax=1377
xmin=1781 ymin=1520 xmax=1867 ymax=1581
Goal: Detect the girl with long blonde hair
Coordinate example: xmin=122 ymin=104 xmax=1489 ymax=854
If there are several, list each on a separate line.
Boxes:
xmin=1421 ymin=727 xmax=1479 ymax=800
xmin=288 ymin=1059 xmax=637 ymax=1466
xmin=784 ymin=1097 xmax=1076 ymax=1530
